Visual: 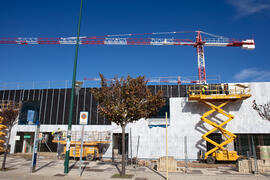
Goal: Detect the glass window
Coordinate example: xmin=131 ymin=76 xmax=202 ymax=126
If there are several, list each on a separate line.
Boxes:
xmin=19 ymin=101 xmax=40 ymax=125
xmin=27 ymin=110 xmax=35 ymax=125
xmin=150 ymin=98 xmax=170 ymax=118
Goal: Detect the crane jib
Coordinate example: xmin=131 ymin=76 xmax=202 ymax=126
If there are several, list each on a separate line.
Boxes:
xmin=0 ymin=31 xmax=255 ymax=83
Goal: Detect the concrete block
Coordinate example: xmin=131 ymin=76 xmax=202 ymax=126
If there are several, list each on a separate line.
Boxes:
xmin=250 ymin=159 xmax=264 ymax=173
xmin=238 ymin=159 xmax=265 ymax=173
xmin=157 ymin=156 xmax=177 ymax=172
xmin=237 ymin=160 xmax=250 ymax=173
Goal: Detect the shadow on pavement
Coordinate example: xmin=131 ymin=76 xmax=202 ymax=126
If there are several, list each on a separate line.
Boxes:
xmin=69 ymin=160 xmax=77 ymax=171
xmin=34 ymin=161 xmax=56 ymax=173
xmin=115 ymin=164 xmax=121 ymax=174
xmin=79 ymin=163 xmax=87 ymax=177
xmin=147 ymin=166 xmax=166 ymax=179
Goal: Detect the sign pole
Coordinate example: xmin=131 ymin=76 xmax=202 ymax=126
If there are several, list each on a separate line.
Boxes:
xmin=79 ymin=111 xmax=88 ymax=176
xmin=31 ymin=118 xmax=40 ymax=173
xmin=79 ymin=125 xmax=84 ymax=176
xmin=64 ymin=0 xmax=83 ymax=174
xmin=166 ymin=112 xmax=168 ymax=180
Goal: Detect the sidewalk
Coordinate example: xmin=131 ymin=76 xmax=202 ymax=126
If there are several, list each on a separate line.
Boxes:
xmin=0 ymin=154 xmax=270 ymax=180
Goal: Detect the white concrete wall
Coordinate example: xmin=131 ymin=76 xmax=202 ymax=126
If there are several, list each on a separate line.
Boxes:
xmin=9 ymin=82 xmax=270 ymax=160
xmin=126 ymin=82 xmax=270 ymax=160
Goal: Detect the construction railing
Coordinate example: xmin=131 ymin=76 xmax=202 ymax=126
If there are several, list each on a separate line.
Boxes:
xmin=188 ymin=84 xmax=251 ymax=96
xmin=52 ymin=131 xmax=111 ymax=142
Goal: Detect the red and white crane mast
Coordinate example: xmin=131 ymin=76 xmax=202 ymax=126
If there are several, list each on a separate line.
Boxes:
xmin=196 ymin=31 xmax=206 ymax=84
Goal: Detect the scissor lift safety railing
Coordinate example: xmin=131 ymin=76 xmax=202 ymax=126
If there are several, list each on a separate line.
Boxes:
xmin=188 ymin=84 xmax=251 ymax=162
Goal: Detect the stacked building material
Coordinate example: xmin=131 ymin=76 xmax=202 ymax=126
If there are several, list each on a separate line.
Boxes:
xmin=257 ymin=146 xmax=270 ymax=160
xmin=157 ymin=156 xmax=177 ymax=172
xmin=237 ymin=159 xmax=265 ymax=173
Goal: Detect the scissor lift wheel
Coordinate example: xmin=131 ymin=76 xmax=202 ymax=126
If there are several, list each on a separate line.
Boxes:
xmin=206 ymin=156 xmax=215 ymax=164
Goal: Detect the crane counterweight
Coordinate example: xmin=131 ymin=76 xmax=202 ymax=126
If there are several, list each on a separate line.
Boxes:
xmin=241 ymin=39 xmax=255 ymax=50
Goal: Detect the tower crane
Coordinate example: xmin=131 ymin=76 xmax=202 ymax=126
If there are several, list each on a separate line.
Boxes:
xmin=0 ymin=30 xmax=256 ymax=163
xmin=0 ymin=30 xmax=255 ymax=84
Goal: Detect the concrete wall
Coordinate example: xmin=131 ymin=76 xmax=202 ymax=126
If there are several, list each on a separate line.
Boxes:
xmin=124 ymin=82 xmax=270 ymax=160
xmin=9 ymin=82 xmax=270 ymax=160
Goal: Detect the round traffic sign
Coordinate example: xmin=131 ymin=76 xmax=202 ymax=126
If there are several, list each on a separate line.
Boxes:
xmin=81 ymin=113 xmax=87 ymax=119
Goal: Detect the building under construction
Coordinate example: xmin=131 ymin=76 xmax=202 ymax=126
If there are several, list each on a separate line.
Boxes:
xmin=1 ymin=81 xmax=270 ymax=162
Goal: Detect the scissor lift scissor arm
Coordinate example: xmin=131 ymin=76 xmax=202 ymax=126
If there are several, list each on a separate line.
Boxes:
xmin=188 ymin=84 xmax=251 ymax=163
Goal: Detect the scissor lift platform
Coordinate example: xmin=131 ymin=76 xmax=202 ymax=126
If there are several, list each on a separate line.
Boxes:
xmin=188 ymin=84 xmax=251 ymax=163
xmin=189 ymin=93 xmax=251 ymax=101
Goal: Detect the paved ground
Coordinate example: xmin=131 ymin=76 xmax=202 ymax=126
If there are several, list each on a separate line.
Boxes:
xmin=0 ymin=154 xmax=270 ymax=180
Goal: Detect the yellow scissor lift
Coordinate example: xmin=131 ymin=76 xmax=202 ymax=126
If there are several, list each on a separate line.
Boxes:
xmin=188 ymin=84 xmax=251 ymax=163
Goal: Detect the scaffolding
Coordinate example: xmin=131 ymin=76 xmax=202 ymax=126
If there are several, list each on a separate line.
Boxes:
xmin=188 ymin=84 xmax=251 ymax=163
xmin=52 ymin=131 xmax=111 ymax=160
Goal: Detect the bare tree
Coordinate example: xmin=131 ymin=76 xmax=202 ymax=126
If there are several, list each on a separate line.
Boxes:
xmin=0 ymin=102 xmax=21 ymax=170
xmin=252 ymin=100 xmax=270 ymax=121
xmin=91 ymin=74 xmax=165 ymax=176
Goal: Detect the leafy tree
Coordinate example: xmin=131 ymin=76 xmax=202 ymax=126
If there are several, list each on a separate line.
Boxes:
xmin=0 ymin=101 xmax=21 ymax=170
xmin=252 ymin=100 xmax=270 ymax=121
xmin=91 ymin=74 xmax=165 ymax=176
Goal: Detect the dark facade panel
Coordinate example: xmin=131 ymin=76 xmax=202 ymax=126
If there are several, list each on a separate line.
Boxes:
xmin=172 ymin=85 xmax=180 ymax=97
xmin=27 ymin=89 xmax=34 ymax=101
xmin=15 ymin=90 xmax=22 ymax=102
xmin=63 ymin=89 xmax=71 ymax=125
xmin=0 ymin=91 xmax=3 ymax=100
xmin=0 ymin=84 xmax=192 ymax=125
xmin=20 ymin=90 xmax=26 ymax=101
xmin=50 ymin=89 xmax=59 ymax=125
xmin=72 ymin=94 xmax=78 ymax=125
xmin=39 ymin=89 xmax=45 ymax=124
xmin=91 ymin=96 xmax=98 ymax=125
xmin=44 ymin=89 xmax=52 ymax=125
xmin=180 ymin=85 xmax=188 ymax=97
xmin=7 ymin=90 xmax=13 ymax=101
xmin=84 ymin=89 xmax=91 ymax=125
xmin=56 ymin=89 xmax=64 ymax=125
xmin=147 ymin=85 xmax=188 ymax=97
xmin=3 ymin=90 xmax=9 ymax=100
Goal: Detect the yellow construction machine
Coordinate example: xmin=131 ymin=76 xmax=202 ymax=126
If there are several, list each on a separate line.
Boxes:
xmin=188 ymin=84 xmax=251 ymax=163
xmin=0 ymin=116 xmax=7 ymax=153
xmin=52 ymin=131 xmax=111 ymax=160
xmin=0 ymin=100 xmax=20 ymax=153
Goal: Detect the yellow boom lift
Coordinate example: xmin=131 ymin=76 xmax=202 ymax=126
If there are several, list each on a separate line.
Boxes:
xmin=188 ymin=84 xmax=251 ymax=163
xmin=52 ymin=131 xmax=111 ymax=160
xmin=0 ymin=116 xmax=7 ymax=153
xmin=0 ymin=100 xmax=21 ymax=153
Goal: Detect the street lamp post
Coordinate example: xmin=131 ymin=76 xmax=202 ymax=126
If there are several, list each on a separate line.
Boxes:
xmin=64 ymin=0 xmax=83 ymax=174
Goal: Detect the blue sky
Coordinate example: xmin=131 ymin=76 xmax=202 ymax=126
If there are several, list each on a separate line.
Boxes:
xmin=0 ymin=0 xmax=270 ymax=86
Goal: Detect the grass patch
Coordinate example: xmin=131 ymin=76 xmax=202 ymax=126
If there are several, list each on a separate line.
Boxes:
xmin=111 ymin=173 xmax=134 ymax=179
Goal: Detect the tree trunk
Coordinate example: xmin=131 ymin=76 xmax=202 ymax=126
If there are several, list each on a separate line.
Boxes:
xmin=121 ymin=125 xmax=126 ymax=176
xmin=2 ymin=129 xmax=11 ymax=170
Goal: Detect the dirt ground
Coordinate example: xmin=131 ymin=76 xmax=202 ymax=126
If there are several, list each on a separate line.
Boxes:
xmin=1 ymin=153 xmax=270 ymax=180
xmin=11 ymin=152 xmax=237 ymax=169
xmin=177 ymin=161 xmax=236 ymax=168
